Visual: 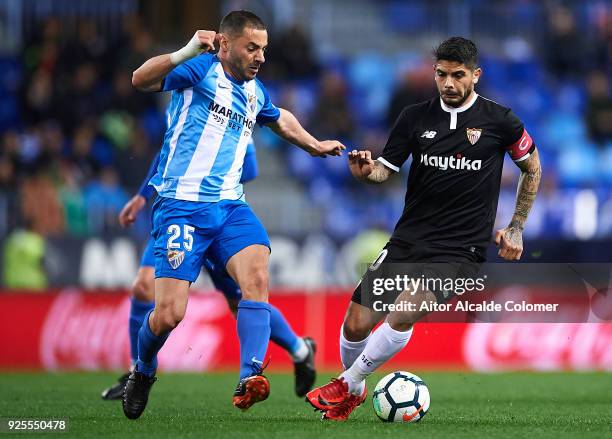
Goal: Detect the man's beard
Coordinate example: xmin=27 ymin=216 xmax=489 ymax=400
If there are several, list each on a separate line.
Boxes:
xmin=441 ymin=86 xmax=473 ymax=108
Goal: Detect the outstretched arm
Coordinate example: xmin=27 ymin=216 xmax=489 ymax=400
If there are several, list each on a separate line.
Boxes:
xmin=266 ymin=108 xmax=345 ymax=157
xmin=132 ymin=30 xmax=219 ymax=92
xmin=348 ymin=150 xmax=395 ymax=184
xmin=494 ymin=148 xmax=542 ymax=260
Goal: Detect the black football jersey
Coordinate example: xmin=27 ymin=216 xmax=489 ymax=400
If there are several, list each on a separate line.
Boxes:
xmin=378 ymin=93 xmax=535 ymax=260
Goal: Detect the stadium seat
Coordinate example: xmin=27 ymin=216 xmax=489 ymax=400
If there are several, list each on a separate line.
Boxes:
xmin=557 ymin=140 xmax=598 ymax=186
xmin=543 ymin=111 xmax=587 ymax=150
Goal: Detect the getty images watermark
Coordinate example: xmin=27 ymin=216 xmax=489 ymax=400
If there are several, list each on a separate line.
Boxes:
xmin=359 ymin=263 xmax=612 ymax=323
xmin=370 ymin=273 xmax=559 ymax=314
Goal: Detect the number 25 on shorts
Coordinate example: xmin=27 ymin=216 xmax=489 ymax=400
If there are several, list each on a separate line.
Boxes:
xmin=167 ymin=224 xmax=195 ymax=251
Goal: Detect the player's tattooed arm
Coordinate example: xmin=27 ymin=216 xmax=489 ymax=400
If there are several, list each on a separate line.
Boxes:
xmin=348 ymin=150 xmax=394 ymax=184
xmin=511 ymin=148 xmax=542 ymax=230
xmin=495 ymin=148 xmax=541 ymax=261
xmin=268 ymin=108 xmax=345 ymax=157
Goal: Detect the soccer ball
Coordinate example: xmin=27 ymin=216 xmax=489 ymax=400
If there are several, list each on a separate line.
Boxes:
xmin=372 ymin=371 xmax=430 ymax=423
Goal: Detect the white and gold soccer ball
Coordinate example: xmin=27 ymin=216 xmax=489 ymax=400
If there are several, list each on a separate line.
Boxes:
xmin=372 ymin=371 xmax=430 ymax=423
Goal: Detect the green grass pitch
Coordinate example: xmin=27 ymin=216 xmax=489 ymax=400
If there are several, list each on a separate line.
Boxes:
xmin=1 ymin=371 xmax=611 ymax=438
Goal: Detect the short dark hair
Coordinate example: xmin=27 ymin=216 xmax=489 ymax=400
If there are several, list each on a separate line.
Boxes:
xmin=434 ymin=37 xmax=478 ymax=69
xmin=219 ymin=10 xmax=266 ymax=38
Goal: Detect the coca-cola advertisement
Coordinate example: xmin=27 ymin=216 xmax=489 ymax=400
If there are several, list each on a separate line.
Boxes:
xmin=463 ymin=323 xmax=612 ymax=371
xmin=2 ymin=291 xmax=612 ymax=372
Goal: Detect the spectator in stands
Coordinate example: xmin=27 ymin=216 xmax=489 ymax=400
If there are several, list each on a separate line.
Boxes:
xmin=543 ymin=5 xmax=588 ymax=80
xmin=263 ymin=24 xmax=319 ymax=80
xmin=67 ymin=123 xmax=101 ymax=185
xmin=106 ymin=68 xmax=154 ymax=116
xmin=276 ymin=24 xmax=320 ymax=79
xmin=0 ymin=155 xmax=15 ymax=190
xmin=20 ymin=170 xmax=65 ymax=237
xmin=2 ymin=225 xmax=48 ymax=290
xmin=59 ymin=19 xmax=110 ymax=79
xmin=0 ymin=130 xmax=23 ymax=181
xmin=22 ymin=16 xmax=61 ymax=75
xmin=115 ymin=124 xmax=155 ymax=193
xmin=56 ymin=62 xmax=106 ymax=133
xmin=83 ymin=167 xmax=128 ymax=234
xmin=590 ymin=6 xmax=612 ymax=72
xmin=386 ymin=65 xmax=437 ymax=127
xmin=310 ymin=71 xmax=354 ymax=140
xmin=21 ymin=69 xmax=55 ymax=125
xmin=586 ymin=71 xmax=612 ymax=145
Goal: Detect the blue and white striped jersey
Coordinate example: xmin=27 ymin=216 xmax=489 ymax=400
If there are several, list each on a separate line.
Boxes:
xmin=150 ymin=53 xmax=279 ymax=201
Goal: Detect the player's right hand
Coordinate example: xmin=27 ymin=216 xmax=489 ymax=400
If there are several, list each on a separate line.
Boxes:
xmin=190 ymin=30 xmax=220 ymax=53
xmin=314 ymin=140 xmax=345 ymax=157
xmin=118 ymin=195 xmax=146 ymax=228
xmin=171 ymin=30 xmax=220 ymax=65
xmin=348 ymin=150 xmax=375 ymax=179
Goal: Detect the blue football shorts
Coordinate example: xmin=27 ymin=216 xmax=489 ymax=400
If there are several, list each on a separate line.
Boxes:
xmin=139 ymin=237 xmax=156 ymax=267
xmin=151 ymin=196 xmax=270 ymax=284
xmin=140 ymin=236 xmax=242 ymax=301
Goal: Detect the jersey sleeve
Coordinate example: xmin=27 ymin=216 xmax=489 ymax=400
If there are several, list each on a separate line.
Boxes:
xmin=255 ymin=80 xmax=281 ymax=126
xmin=138 ymin=151 xmax=160 ymax=199
xmin=501 ymin=109 xmax=535 ymax=162
xmin=240 ymin=141 xmax=258 ymax=183
xmin=377 ymin=107 xmax=415 ymax=172
xmin=161 ymin=54 xmax=215 ymax=91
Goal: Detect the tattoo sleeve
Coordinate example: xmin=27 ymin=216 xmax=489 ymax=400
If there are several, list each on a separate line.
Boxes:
xmin=510 ymin=148 xmax=542 ymax=230
xmin=365 ymin=161 xmax=393 ymax=184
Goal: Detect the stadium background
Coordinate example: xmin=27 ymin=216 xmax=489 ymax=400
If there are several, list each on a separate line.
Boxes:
xmin=0 ymin=0 xmax=611 ymax=373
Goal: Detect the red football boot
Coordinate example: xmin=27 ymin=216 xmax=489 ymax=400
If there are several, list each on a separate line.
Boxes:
xmin=232 ymin=358 xmax=271 ymax=411
xmin=305 ymin=377 xmax=350 ymax=411
xmin=232 ymin=375 xmax=270 ymax=410
xmin=321 ymin=385 xmax=367 ymax=421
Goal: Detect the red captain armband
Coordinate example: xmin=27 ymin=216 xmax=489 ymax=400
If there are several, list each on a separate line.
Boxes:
xmin=507 ymin=129 xmax=534 ymax=162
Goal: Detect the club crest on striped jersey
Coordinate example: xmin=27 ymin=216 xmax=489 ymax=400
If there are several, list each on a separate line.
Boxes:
xmin=466 ymin=128 xmax=482 ymax=145
xmin=167 ymin=249 xmax=185 ymax=269
xmin=247 ymin=93 xmax=257 ymax=113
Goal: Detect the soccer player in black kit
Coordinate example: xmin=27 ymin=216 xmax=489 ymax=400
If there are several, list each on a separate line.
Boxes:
xmin=306 ymin=37 xmax=542 ymax=421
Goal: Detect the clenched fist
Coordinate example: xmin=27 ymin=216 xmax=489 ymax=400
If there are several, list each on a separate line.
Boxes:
xmin=494 ymin=226 xmax=523 ymax=261
xmin=170 ymin=30 xmax=221 ymax=65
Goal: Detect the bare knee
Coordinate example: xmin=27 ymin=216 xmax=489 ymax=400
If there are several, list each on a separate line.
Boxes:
xmin=343 ymin=304 xmax=378 ymax=341
xmin=131 ymin=269 xmax=154 ymax=302
xmin=226 ymin=245 xmax=270 ymax=303
xmin=387 ymin=311 xmax=416 ymax=332
xmin=150 ymin=304 xmax=185 ymax=334
xmin=386 ymin=290 xmax=432 ymax=331
xmin=343 ymin=319 xmax=372 ymax=341
xmin=240 ymin=267 xmax=269 ymax=302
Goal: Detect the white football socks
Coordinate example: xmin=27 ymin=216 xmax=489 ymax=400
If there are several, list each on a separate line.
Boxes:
xmin=340 ymin=322 xmax=413 ymax=395
xmin=290 ymin=337 xmax=309 ymax=363
xmin=339 ymin=325 xmax=371 ymax=370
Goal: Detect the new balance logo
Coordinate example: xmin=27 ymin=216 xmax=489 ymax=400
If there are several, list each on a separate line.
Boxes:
xmin=421 ymin=130 xmax=437 ymax=139
xmin=420 ymin=153 xmax=482 ymax=171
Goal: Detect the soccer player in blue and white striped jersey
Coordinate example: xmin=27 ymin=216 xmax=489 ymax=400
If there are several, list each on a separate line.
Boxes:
xmin=122 ymin=10 xmax=345 ymax=419
xmin=101 ymin=142 xmax=316 ymax=403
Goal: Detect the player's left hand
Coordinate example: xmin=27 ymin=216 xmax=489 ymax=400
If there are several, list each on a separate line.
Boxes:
xmin=494 ymin=226 xmax=523 ymax=261
xmin=118 ymin=195 xmax=146 ymax=227
xmin=314 ymin=140 xmax=345 ymax=157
